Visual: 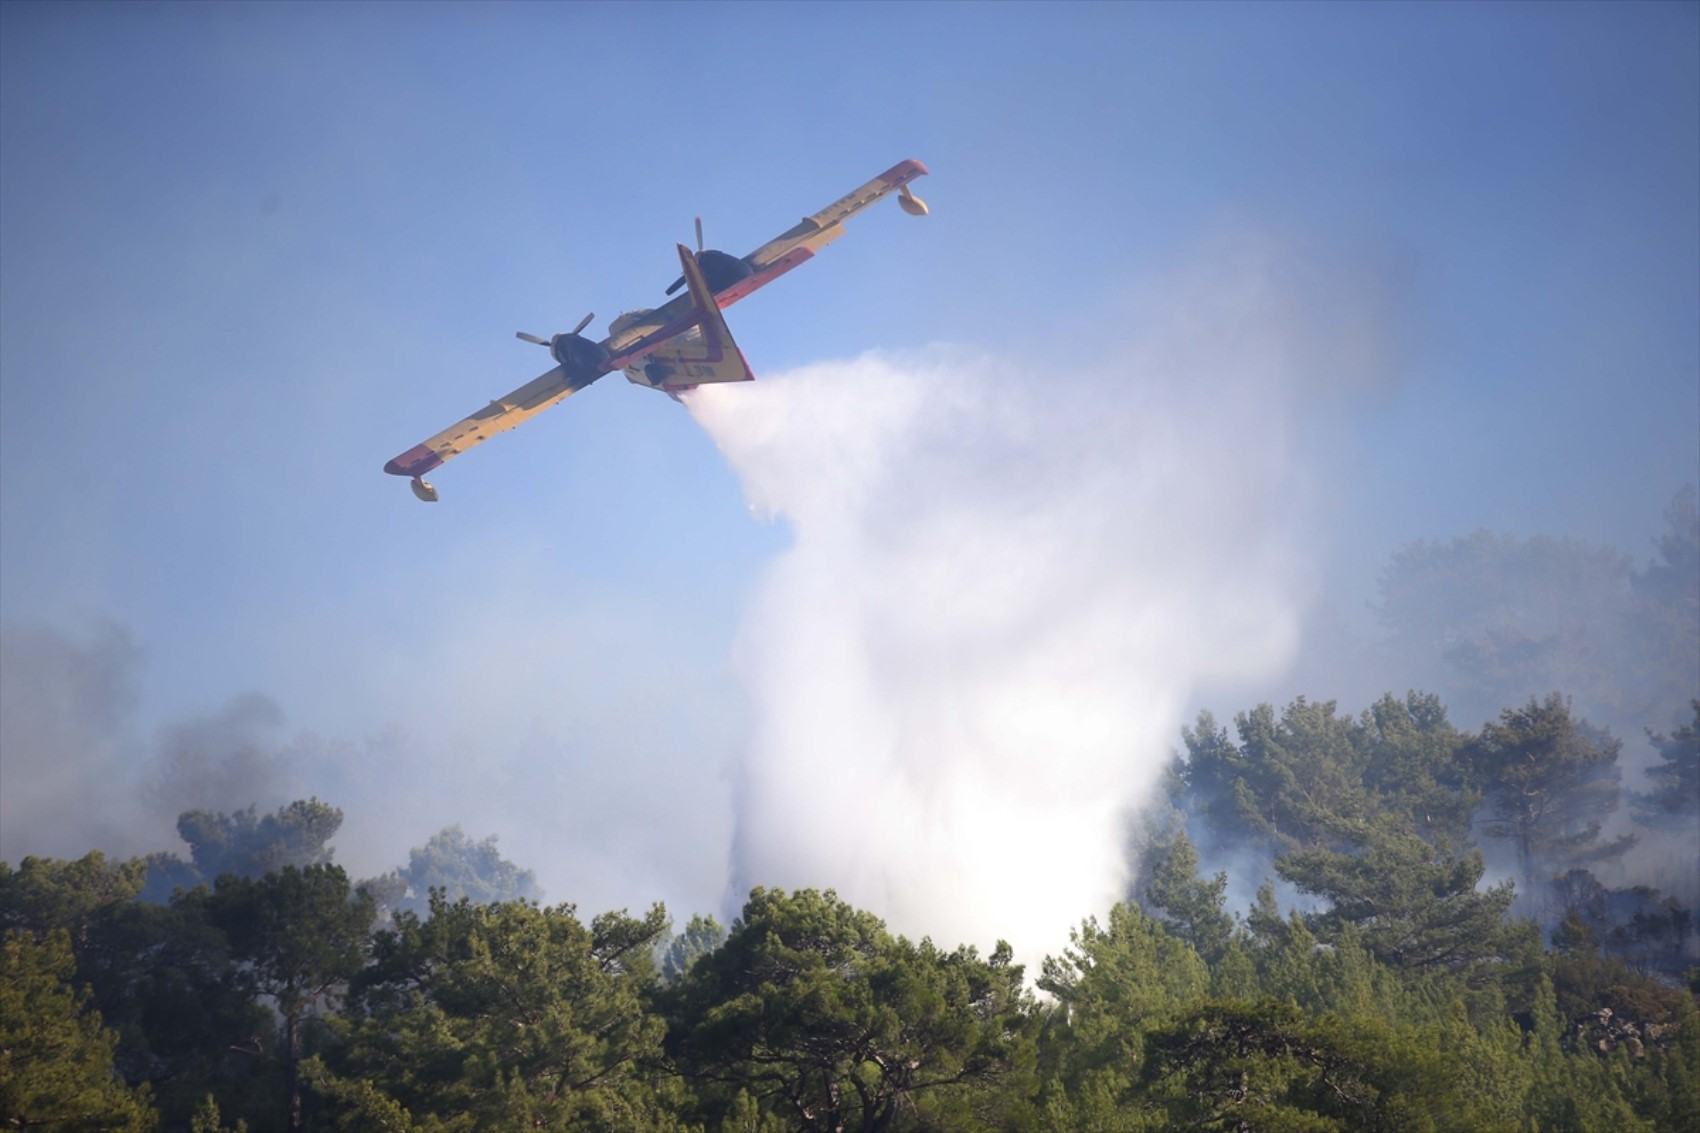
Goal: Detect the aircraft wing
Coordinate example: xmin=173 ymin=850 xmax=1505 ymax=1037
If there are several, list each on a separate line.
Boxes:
xmin=743 ymin=158 xmax=929 ymax=270
xmin=381 ymin=364 xmax=591 ymax=494
xmin=600 ymin=158 xmax=931 ymax=367
xmin=716 ymin=158 xmax=930 ymax=307
xmin=381 ymin=159 xmax=928 ymax=499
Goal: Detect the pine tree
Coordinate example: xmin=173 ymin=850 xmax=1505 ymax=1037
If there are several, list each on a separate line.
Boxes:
xmin=0 ymin=930 xmax=156 ymax=1132
xmin=1137 ymin=829 xmax=1232 ymax=963
xmin=1633 ymin=700 xmax=1699 ymax=829
xmin=1469 ymin=694 xmax=1635 ymax=915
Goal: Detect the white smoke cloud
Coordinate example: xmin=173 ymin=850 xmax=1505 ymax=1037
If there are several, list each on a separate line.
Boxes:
xmin=687 ymin=234 xmax=1360 ymax=963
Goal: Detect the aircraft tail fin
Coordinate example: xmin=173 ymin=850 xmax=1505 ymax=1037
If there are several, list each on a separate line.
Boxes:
xmin=636 ymin=244 xmax=754 ymax=389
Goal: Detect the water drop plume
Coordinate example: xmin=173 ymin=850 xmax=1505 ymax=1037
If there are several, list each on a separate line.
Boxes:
xmin=687 ymin=235 xmax=1360 ymax=963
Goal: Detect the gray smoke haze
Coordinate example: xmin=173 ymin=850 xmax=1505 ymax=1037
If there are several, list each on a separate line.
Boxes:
xmin=0 ymin=598 xmax=743 ymax=916
xmin=148 ymin=691 xmax=298 ymax=820
xmin=686 ymin=232 xmax=1386 ymax=963
xmin=0 ymin=619 xmax=143 ymax=859
xmin=0 ymin=622 xmax=302 ymax=860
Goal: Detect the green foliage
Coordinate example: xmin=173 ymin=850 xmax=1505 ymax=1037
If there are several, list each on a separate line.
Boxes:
xmin=1136 ymin=829 xmax=1231 ymax=964
xmin=353 ymin=870 xmax=410 ymax=925
xmin=1276 ymin=826 xmax=1514 ymax=973
xmin=1244 ymin=880 xmax=1290 ymax=950
xmin=188 ymin=797 xmax=342 ymax=875
xmin=1524 ymin=976 xmax=1657 ymax=1132
xmin=1141 ymin=1001 xmax=1374 ymax=1131
xmin=1207 ymin=937 xmax=1259 ymax=1002
xmin=332 ymin=894 xmax=672 ymax=1130
xmin=1633 ymin=700 xmax=1700 ymax=829
xmin=0 ymin=929 xmax=157 ymax=1132
xmin=1178 ymin=693 xmax=1472 ymax=865
xmin=1203 ymin=699 xmax=1370 ymax=856
xmin=712 ymin=1090 xmax=789 ymax=1133
xmin=0 ymin=851 xmax=147 ymax=941
xmin=204 ymin=864 xmax=373 ymax=1024
xmin=95 ymin=895 xmax=278 ymax=1127
xmin=1036 ymin=902 xmax=1208 ymax=1124
xmin=190 ymin=1093 xmax=250 ymax=1132
xmin=1640 ymin=997 xmax=1700 ymax=1132
xmin=297 ymin=1059 xmax=414 ymax=1132
xmin=1469 ymin=695 xmax=1635 ymax=911
xmin=387 ymin=825 xmax=544 ymax=918
xmin=143 ymin=798 xmax=344 ymax=901
xmin=11 ymin=664 xmax=1700 ymax=1132
xmin=1546 ymin=905 xmax=1692 ymax=1042
xmin=659 ymin=913 xmax=726 ymax=984
xmin=0 ymin=852 xmax=275 ymax=1128
xmin=1357 ymin=692 xmax=1476 ymax=841
xmin=1142 ymin=995 xmax=1572 ymax=1132
xmin=1244 ymin=914 xmax=1391 ymax=1019
xmin=203 ymin=864 xmax=374 ymax=1132
xmin=664 ymin=887 xmax=1034 ymax=1133
xmin=1553 ymin=868 xmax=1696 ymax=978
xmin=1428 ymin=1002 xmax=1532 ymax=1130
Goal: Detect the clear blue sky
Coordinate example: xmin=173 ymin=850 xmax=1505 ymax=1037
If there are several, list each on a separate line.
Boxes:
xmin=2 ymin=2 xmax=1695 ymax=951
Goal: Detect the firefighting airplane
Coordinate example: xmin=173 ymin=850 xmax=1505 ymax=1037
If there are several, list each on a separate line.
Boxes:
xmin=382 ymin=159 xmax=930 ymax=501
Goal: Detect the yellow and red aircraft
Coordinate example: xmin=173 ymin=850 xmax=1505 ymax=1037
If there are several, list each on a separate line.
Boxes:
xmin=383 ymin=159 xmax=930 ymax=501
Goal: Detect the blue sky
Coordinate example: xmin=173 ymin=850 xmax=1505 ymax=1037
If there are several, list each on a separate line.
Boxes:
xmin=2 ymin=2 xmax=1695 ymax=957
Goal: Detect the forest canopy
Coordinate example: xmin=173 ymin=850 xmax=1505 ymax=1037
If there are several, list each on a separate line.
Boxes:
xmin=3 ymin=689 xmax=1695 ymax=1132
xmin=3 ymin=490 xmax=1697 ymax=1131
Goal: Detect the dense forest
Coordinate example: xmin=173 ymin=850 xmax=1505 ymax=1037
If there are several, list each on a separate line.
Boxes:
xmin=3 ymin=491 xmax=1697 ymax=1131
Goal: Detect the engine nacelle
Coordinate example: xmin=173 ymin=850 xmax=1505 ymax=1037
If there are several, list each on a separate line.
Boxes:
xmin=696 ymin=249 xmax=755 ymax=293
xmin=550 ymin=333 xmax=613 ymax=383
xmin=664 ymin=248 xmax=755 ymax=296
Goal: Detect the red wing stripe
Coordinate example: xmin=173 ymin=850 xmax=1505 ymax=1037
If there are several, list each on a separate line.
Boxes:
xmin=383 ymin=444 xmax=443 ymax=478
xmin=879 ymin=158 xmax=929 ymax=186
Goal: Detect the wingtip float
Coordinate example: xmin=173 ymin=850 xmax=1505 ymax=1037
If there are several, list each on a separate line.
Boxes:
xmin=381 ymin=159 xmax=930 ymax=501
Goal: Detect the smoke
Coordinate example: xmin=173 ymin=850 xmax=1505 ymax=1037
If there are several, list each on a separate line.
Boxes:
xmin=0 ymin=601 xmax=743 ymax=917
xmin=147 ymin=691 xmax=298 ymax=820
xmin=687 ymin=233 xmax=1377 ymax=963
xmin=0 ymin=619 xmax=307 ymax=863
xmin=0 ymin=232 xmax=1413 ymax=960
xmin=0 ymin=619 xmax=144 ymax=860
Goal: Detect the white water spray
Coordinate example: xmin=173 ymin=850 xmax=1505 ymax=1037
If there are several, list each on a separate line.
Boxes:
xmin=689 ymin=237 xmax=1352 ymax=962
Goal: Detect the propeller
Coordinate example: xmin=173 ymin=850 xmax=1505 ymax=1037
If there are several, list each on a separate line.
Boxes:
xmin=667 ymin=218 xmax=708 ymax=296
xmin=515 ymin=312 xmax=594 ymax=347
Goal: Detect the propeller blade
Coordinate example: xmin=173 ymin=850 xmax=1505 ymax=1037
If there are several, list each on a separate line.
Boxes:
xmin=666 ymin=222 xmax=706 ymax=294
xmin=516 ymin=331 xmax=550 ymax=346
xmin=572 ymin=312 xmax=595 ymax=335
